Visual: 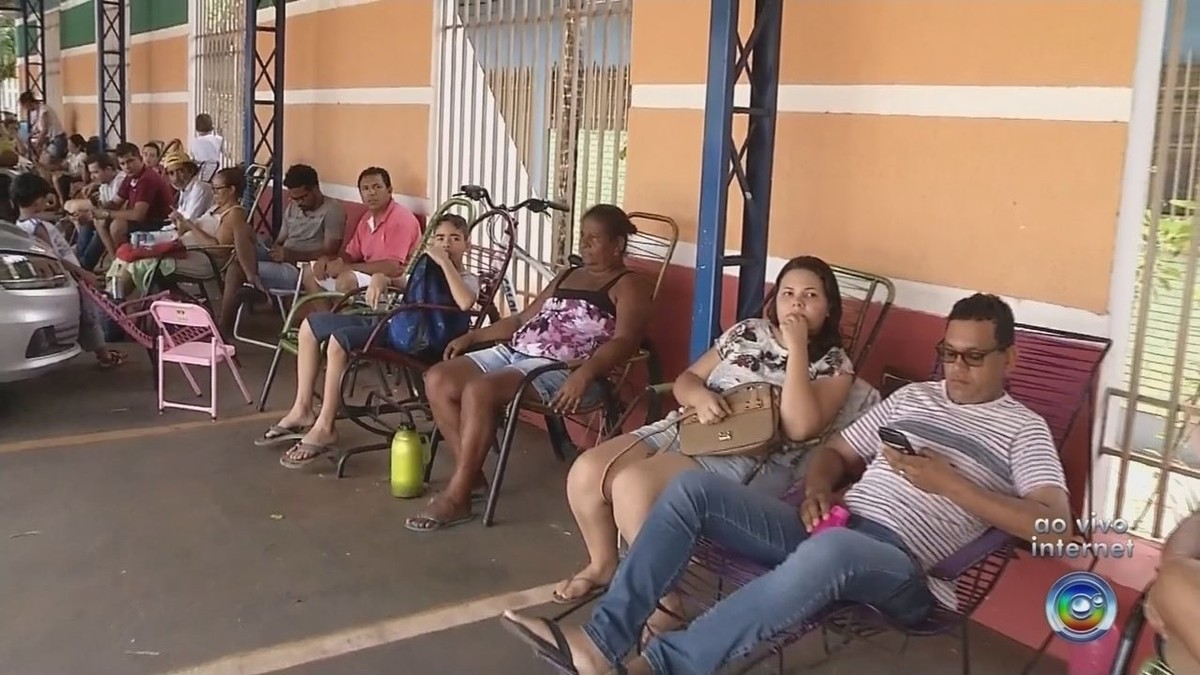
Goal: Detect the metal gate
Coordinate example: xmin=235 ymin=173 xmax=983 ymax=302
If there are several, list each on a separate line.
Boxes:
xmin=1104 ymin=0 xmax=1200 ymax=538
xmin=191 ymin=0 xmax=244 ymax=166
xmin=433 ymin=0 xmax=632 ymax=310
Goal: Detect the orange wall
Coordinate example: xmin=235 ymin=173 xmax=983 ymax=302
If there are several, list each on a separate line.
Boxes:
xmin=50 ymin=0 xmax=434 ymax=198
xmin=251 ymin=0 xmax=434 ymax=195
xmin=625 ymin=0 xmax=1141 ymax=313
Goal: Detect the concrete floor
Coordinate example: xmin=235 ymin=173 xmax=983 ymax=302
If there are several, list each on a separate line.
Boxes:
xmin=0 ymin=324 xmax=1066 ymax=675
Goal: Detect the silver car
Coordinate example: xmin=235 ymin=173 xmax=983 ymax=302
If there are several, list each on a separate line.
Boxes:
xmin=0 ymin=223 xmax=82 ymax=382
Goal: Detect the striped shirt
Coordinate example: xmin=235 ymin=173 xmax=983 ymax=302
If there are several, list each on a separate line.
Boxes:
xmin=840 ymin=381 xmax=1066 ymax=609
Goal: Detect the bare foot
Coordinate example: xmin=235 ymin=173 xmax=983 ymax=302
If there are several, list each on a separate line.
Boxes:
xmin=298 ymin=425 xmax=338 ymax=448
xmin=276 ymin=409 xmax=317 ymax=431
xmin=641 ymin=592 xmax=687 ymax=647
xmin=502 ymin=610 xmax=611 ymax=675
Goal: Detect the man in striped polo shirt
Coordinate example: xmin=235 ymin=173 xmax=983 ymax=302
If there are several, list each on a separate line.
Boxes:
xmin=502 ymin=293 xmax=1073 ymax=675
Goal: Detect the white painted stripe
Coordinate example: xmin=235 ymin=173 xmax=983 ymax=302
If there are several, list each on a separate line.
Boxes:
xmin=61 ymin=88 xmax=431 ymax=108
xmin=165 ymin=582 xmax=557 ymax=675
xmin=131 ymin=24 xmax=190 ymax=45
xmin=63 ymin=92 xmax=189 ymax=105
xmin=60 ymin=44 xmax=94 ymax=58
xmin=631 ymin=84 xmax=1134 ymax=123
xmin=668 ymin=241 xmax=1108 ymax=337
xmin=259 ymin=87 xmax=433 ymax=106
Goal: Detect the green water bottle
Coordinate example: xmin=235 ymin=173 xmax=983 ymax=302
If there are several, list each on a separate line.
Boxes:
xmin=390 ymin=425 xmax=425 ymax=499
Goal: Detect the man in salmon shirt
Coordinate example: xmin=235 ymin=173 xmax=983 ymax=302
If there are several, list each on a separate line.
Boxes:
xmin=300 ymin=166 xmax=422 ymax=299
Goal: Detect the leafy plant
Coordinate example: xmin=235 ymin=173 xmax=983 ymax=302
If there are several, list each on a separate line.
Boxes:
xmin=0 ymin=17 xmax=14 ymax=80
xmin=1143 ymin=199 xmax=1197 ymax=292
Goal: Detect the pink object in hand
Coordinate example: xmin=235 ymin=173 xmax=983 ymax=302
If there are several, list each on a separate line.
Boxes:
xmin=811 ymin=505 xmax=850 ymax=535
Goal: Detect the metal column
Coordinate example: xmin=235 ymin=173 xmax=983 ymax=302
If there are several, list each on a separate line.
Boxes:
xmin=96 ymin=0 xmax=128 ymax=150
xmin=19 ymin=0 xmax=47 ymax=113
xmin=243 ymin=0 xmax=286 ymax=235
xmin=689 ymin=0 xmax=783 ymax=361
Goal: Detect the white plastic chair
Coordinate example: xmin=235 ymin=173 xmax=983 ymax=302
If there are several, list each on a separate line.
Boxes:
xmin=150 ymin=300 xmax=253 ymax=419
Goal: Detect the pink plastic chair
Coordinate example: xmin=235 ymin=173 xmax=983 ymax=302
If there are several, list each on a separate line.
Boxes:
xmin=149 ymin=300 xmax=253 ymax=419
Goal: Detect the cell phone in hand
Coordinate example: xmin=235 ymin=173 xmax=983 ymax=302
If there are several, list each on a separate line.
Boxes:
xmin=878 ymin=426 xmax=917 ymax=456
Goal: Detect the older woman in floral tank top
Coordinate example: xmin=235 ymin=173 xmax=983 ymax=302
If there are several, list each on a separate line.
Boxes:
xmin=413 ymin=205 xmax=655 ymax=532
xmin=551 ymin=256 xmax=859 ymax=621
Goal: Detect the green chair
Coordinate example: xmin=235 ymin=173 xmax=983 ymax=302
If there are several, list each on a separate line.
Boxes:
xmin=254 ymin=195 xmax=477 ymax=412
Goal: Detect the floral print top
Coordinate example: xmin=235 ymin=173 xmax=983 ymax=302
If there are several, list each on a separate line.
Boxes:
xmin=509 ymin=269 xmax=632 ymax=361
xmin=707 ymin=318 xmax=853 ymax=394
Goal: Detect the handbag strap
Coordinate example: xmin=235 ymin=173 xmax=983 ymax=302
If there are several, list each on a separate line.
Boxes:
xmin=598 ymin=424 xmax=682 ymax=505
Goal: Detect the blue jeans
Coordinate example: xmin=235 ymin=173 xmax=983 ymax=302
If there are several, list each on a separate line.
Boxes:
xmin=305 ymin=312 xmax=379 ymax=352
xmin=77 ymin=226 xmax=103 ymax=270
xmin=583 ymin=470 xmax=936 ymax=675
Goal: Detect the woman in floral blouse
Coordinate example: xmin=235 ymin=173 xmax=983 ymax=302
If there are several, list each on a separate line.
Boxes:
xmin=415 ymin=204 xmax=655 ymax=533
xmin=552 ymin=256 xmax=857 ymax=613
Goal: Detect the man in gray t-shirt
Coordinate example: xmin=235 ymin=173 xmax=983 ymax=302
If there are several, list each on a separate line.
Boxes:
xmin=217 ymin=163 xmax=345 ymax=333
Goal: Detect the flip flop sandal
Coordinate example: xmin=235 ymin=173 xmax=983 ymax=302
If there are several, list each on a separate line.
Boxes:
xmin=404 ymin=511 xmax=477 ymax=533
xmin=255 ymin=424 xmax=310 ymax=447
xmin=500 ymin=614 xmax=578 ymax=675
xmin=639 ymin=601 xmax=688 ymax=650
xmin=279 ymin=441 xmax=335 ymax=469
xmin=97 ymin=350 xmax=127 ymax=369
xmin=551 ymin=574 xmax=609 ymax=605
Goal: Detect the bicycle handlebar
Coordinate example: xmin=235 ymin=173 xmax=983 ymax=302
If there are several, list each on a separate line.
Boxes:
xmin=458 ymin=184 xmax=570 ymax=215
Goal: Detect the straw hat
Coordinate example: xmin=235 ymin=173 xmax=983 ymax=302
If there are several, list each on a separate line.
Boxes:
xmin=161 ymin=148 xmax=196 ymax=172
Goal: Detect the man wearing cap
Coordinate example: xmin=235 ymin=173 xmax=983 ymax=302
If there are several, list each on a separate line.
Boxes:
xmin=162 ymin=149 xmax=213 ymax=222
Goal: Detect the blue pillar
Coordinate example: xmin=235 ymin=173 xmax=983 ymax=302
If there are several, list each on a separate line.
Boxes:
xmin=243 ymin=0 xmax=287 ymax=236
xmin=689 ymin=0 xmax=783 ymax=362
xmin=95 ymin=0 xmax=127 ymax=151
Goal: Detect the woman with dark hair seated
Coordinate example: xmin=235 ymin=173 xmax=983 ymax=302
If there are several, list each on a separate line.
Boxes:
xmin=414 ymin=204 xmax=656 ymax=533
xmin=108 ymin=166 xmax=245 ymax=297
xmin=550 ymin=256 xmax=857 ymax=616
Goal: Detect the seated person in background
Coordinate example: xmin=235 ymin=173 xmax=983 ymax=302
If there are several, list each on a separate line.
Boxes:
xmin=65 ymin=134 xmax=87 ymax=177
xmin=0 ymin=118 xmax=18 ymax=163
xmin=1146 ymin=510 xmax=1200 ymax=672
xmin=92 ymin=142 xmax=174 ymax=258
xmin=552 ymin=256 xmax=856 ymax=608
xmin=53 ymin=133 xmax=87 ymax=203
xmin=12 ymin=173 xmax=125 ymax=368
xmin=162 ymin=149 xmax=214 ymax=221
xmin=142 ymin=142 xmax=164 ymax=176
xmin=0 ymin=173 xmax=14 ymax=222
xmin=502 ymin=293 xmax=1073 ymax=675
xmin=108 ymin=167 xmax=246 ymax=297
xmin=217 ymin=163 xmax=344 ymax=332
xmin=258 ymin=214 xmax=481 ymax=466
xmin=415 ymin=205 xmax=654 ymax=532
xmin=73 ymin=153 xmax=126 ymax=270
xmin=300 ymin=166 xmax=421 ymax=296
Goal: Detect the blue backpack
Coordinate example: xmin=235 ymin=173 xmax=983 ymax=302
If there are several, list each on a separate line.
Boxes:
xmin=385 ymin=254 xmax=472 ymax=362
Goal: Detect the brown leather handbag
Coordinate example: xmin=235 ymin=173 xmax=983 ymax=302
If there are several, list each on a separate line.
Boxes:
xmin=677 ymin=382 xmax=782 ymax=458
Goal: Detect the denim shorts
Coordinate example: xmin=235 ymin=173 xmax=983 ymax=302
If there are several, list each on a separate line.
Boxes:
xmin=253 ymin=244 xmax=301 ymax=292
xmin=628 ymin=412 xmax=804 ymax=498
xmin=305 ymin=312 xmax=379 ymax=352
xmin=465 ymin=343 xmax=605 ymax=406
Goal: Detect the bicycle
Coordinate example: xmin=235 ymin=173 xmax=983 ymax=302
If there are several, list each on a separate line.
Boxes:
xmin=453 ymin=184 xmax=570 ymax=315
